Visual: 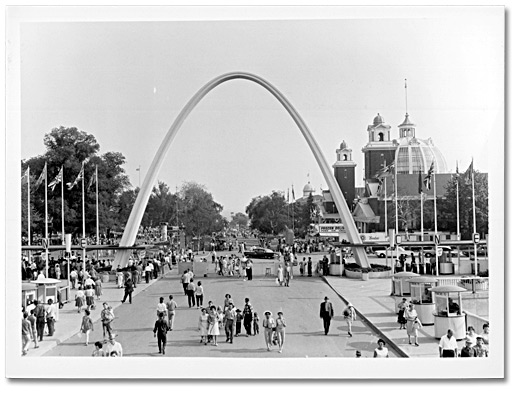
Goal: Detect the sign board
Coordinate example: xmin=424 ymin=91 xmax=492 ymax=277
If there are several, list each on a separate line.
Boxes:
xmin=473 ymin=233 xmax=480 ymax=244
xmin=42 ymin=238 xmax=49 ymax=249
xmin=395 ymin=235 xmax=402 ymax=245
xmin=436 ymin=247 xmax=443 ymax=257
xmin=359 ymin=233 xmax=389 ymax=242
xmin=65 ymin=234 xmax=72 ymax=253
xmin=80 ymin=238 xmax=87 ymax=248
xmin=434 ymin=234 xmax=440 ymax=245
xmin=389 ymin=229 xmax=395 ymax=248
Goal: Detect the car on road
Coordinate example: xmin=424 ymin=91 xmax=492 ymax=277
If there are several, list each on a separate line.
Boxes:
xmin=376 ymin=246 xmax=412 ymax=259
xmin=244 ymin=247 xmax=277 ymax=259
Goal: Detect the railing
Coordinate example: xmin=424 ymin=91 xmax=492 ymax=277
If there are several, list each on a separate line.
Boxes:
xmin=436 ymin=276 xmax=489 ymax=293
xmin=466 ymin=311 xmax=489 ymax=331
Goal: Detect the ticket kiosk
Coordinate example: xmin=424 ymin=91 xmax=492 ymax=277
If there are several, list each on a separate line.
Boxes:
xmin=31 ymin=278 xmax=61 ymax=321
xmin=430 ymin=285 xmax=467 ymax=339
xmin=22 ymin=282 xmax=38 ymax=309
xmin=406 ymin=277 xmax=438 ymax=325
xmin=391 ymin=272 xmax=420 ymax=313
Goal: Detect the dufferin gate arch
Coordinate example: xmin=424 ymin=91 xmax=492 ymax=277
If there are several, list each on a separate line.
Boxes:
xmin=113 ymin=72 xmax=371 ymax=269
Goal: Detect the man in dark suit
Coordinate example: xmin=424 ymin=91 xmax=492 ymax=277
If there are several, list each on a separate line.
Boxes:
xmin=319 ymin=296 xmax=334 ymax=335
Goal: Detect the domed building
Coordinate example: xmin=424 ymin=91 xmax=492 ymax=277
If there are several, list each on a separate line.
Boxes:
xmin=394 ymin=113 xmax=448 ymax=174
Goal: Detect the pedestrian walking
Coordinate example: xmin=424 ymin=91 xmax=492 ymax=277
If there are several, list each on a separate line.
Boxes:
xmin=145 ymin=261 xmax=153 ymax=283
xmin=103 ymin=333 xmax=123 ymax=357
xmin=22 ymin=312 xmax=31 ymax=356
xmin=75 ymin=288 xmax=85 ymax=313
xmin=166 ymin=295 xmax=178 ymax=331
xmin=121 ymin=277 xmax=134 ymax=304
xmin=243 ymin=298 xmax=254 ymax=336
xmin=235 ymin=309 xmax=243 ymax=337
xmin=307 ymin=257 xmax=313 ymax=277
xmin=373 ymin=339 xmax=389 ymax=358
xmin=262 ymin=311 xmax=275 ymax=351
xmin=460 ymin=339 xmax=477 ymax=357
xmin=70 ymin=268 xmax=78 ymax=289
xmin=85 ymin=285 xmax=95 ymax=310
xmin=80 ymin=309 xmax=94 ymax=346
xmin=195 ymin=281 xmax=204 ymax=307
xmin=284 ymin=262 xmax=292 ymax=287
xmin=186 ymin=278 xmax=196 ymax=308
xmin=94 ymin=277 xmax=103 ymax=300
xmin=198 ymin=308 xmax=209 ymax=344
xmin=397 ymin=298 xmax=408 ymax=329
xmin=157 ymin=297 xmax=167 ymax=317
xmin=91 ymin=341 xmax=104 ymax=357
xmin=253 ymin=312 xmax=260 ymax=336
xmin=439 ymin=329 xmax=458 ymax=357
xmin=44 ymin=298 xmax=57 ymax=336
xmin=153 ymin=312 xmax=169 ymax=355
xmin=246 ymin=259 xmax=253 ymax=280
xmin=300 ymin=258 xmax=306 ymax=276
xmin=180 ymin=270 xmax=189 ymax=295
xmin=27 ymin=309 xmax=39 ymax=349
xmin=405 ymin=304 xmax=419 ymax=345
xmin=207 ymin=306 xmax=220 ymax=346
xmin=277 ymin=264 xmax=284 ymax=286
xmin=342 ymin=301 xmax=356 ymax=338
xmin=319 ymin=296 xmax=334 ymax=335
xmin=275 ymin=311 xmax=287 ymax=353
xmin=101 ymin=303 xmax=114 ymax=339
xmin=224 ymin=303 xmax=236 ymax=344
xmin=410 ymin=317 xmax=422 ymax=346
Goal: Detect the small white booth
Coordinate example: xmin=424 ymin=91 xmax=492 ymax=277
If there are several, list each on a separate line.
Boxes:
xmin=430 ymin=285 xmax=467 ymax=340
xmin=406 ymin=277 xmax=438 ymax=325
xmin=391 ymin=272 xmax=421 ymax=313
xmin=31 ymin=278 xmax=61 ymax=321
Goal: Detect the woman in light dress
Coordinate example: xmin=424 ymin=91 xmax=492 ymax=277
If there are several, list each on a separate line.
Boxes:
xmin=207 ymin=306 xmax=220 ymax=346
xmin=405 ymin=304 xmax=419 ymax=345
xmin=277 ymin=264 xmax=284 ymax=286
xmin=198 ymin=308 xmax=209 ymax=345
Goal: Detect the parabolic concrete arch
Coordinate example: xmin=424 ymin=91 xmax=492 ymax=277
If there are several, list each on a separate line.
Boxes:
xmin=113 ymin=72 xmax=371 ymax=269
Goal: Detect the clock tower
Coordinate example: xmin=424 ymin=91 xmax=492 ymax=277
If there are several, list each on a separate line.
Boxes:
xmin=333 ymin=140 xmax=357 ymax=209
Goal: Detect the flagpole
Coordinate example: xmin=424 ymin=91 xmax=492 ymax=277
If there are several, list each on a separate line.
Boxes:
xmin=44 ymin=163 xmax=49 ymax=278
xmin=433 ymin=170 xmax=439 ymax=277
xmin=27 ymin=167 xmax=31 ymax=265
xmin=61 ymin=166 xmax=65 ymax=245
xmin=471 ymin=159 xmax=477 ymax=275
xmin=384 ymin=177 xmax=388 ymax=235
xmin=456 ymin=163 xmax=461 ymax=269
xmin=82 ymin=164 xmax=86 ymax=273
xmin=96 ymin=165 xmax=99 ymax=261
xmin=394 ymin=160 xmax=400 ymax=270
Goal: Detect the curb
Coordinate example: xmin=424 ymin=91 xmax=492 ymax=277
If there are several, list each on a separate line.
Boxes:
xmin=322 ymin=276 xmax=409 ymax=358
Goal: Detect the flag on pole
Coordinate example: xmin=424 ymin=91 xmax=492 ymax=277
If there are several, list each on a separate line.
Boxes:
xmin=375 ymin=161 xmax=395 ymax=179
xmin=464 ymin=160 xmax=473 ymax=184
xmin=87 ymin=170 xmax=96 ymax=190
xmin=21 ymin=167 xmax=30 ymax=180
xmin=34 ymin=163 xmax=47 ymax=190
xmin=418 ymin=170 xmax=423 ymax=194
xmin=67 ymin=163 xmax=84 ymax=190
xmin=423 ymin=162 xmax=434 ymax=190
xmin=292 ymin=185 xmax=296 ymax=201
xmin=48 ymin=167 xmax=63 ymax=191
xmin=286 ymin=188 xmax=290 ymax=201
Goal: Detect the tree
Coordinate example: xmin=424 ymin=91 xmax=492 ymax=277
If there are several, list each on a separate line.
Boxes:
xmin=230 ymin=212 xmax=249 ymax=231
xmin=246 ymin=191 xmax=290 ymax=235
xmin=22 ymin=126 xmax=129 ymax=238
xmin=178 ymin=182 xmax=226 ymax=238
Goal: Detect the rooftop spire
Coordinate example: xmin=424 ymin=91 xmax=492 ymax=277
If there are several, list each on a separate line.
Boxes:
xmin=405 ymin=78 xmax=408 ymax=115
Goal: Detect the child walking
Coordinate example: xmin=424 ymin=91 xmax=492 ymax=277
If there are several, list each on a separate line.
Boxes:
xmin=80 ymin=309 xmax=94 ymax=346
xmin=235 ymin=309 xmax=243 ymax=337
xmin=253 ymin=312 xmax=260 ymax=335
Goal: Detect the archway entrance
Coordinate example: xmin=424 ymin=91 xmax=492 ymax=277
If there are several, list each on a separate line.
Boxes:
xmin=113 ymin=72 xmax=370 ymax=269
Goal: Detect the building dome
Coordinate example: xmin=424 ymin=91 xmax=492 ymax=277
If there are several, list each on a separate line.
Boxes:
xmin=373 ymin=113 xmax=385 ymax=125
xmin=303 ymin=182 xmax=314 ymax=193
xmin=395 ymin=137 xmax=448 ymax=174
xmin=339 ymin=140 xmax=347 ymax=149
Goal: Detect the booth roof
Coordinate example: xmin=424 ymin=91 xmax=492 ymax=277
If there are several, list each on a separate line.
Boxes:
xmin=30 ymin=278 xmax=61 ymax=285
xmin=406 ymin=277 xmax=439 ymax=283
xmin=430 ymin=285 xmax=467 ymax=293
xmin=392 ymin=272 xmax=421 ymax=278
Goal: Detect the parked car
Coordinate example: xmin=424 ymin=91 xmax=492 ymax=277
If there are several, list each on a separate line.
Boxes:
xmin=244 ymin=247 xmax=276 ymax=259
xmin=376 ymin=246 xmax=412 ymax=258
xmin=462 ymin=246 xmax=488 ymax=259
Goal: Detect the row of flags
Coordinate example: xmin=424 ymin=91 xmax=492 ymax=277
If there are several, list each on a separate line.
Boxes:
xmin=285 ymin=185 xmax=296 ymax=202
xmin=374 ymin=159 xmax=475 ymax=194
xmin=22 ymin=158 xmax=97 ymax=192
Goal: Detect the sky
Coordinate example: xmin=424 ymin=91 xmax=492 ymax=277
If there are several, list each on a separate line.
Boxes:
xmin=16 ymin=7 xmax=503 ymax=217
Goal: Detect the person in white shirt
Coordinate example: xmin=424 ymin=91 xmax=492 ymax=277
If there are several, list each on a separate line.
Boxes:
xmin=166 ymin=295 xmax=178 ymax=331
xmin=44 ymin=299 xmax=57 ymax=336
xmin=157 ymin=297 xmax=167 ymax=317
xmin=103 ymin=334 xmax=123 ymax=357
xmin=373 ymin=339 xmax=389 ymax=358
xmin=439 ymin=329 xmax=458 ymax=357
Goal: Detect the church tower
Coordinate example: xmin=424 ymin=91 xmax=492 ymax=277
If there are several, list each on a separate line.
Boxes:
xmin=361 ymin=113 xmax=397 ymax=183
xmin=333 ymin=140 xmax=357 ymax=209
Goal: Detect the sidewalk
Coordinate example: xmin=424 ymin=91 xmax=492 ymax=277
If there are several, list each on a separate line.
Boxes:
xmin=24 ymin=269 xmax=171 ymax=357
xmin=324 ymin=276 xmax=466 ymax=358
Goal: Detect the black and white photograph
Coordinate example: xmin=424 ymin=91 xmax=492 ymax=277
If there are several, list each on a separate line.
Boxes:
xmin=4 ymin=4 xmax=507 ymax=380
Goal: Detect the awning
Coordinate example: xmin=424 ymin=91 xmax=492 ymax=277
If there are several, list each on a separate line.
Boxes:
xmin=353 ymin=201 xmax=380 ymax=223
